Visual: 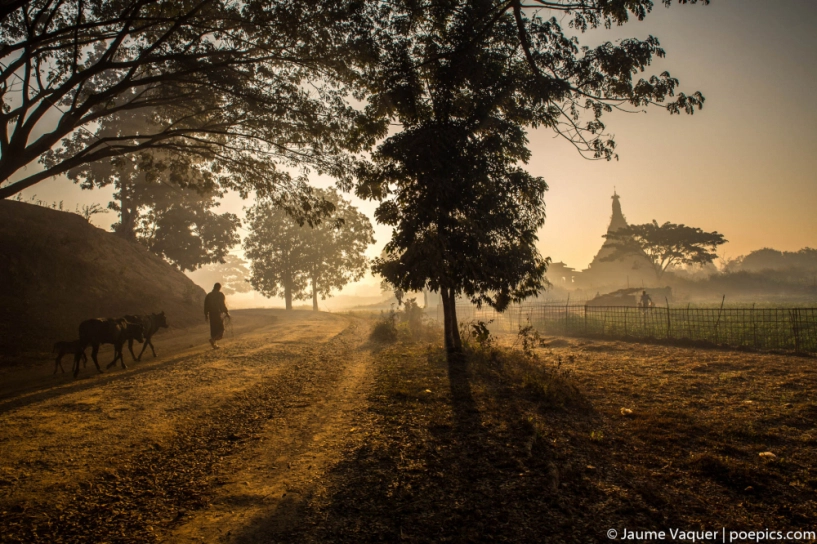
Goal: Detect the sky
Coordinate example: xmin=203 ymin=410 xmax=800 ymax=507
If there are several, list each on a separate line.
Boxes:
xmin=530 ymin=0 xmax=817 ymax=269
xmin=8 ymin=0 xmax=817 ymax=302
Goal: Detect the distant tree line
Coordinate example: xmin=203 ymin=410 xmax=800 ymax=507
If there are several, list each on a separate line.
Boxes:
xmin=731 ymin=248 xmax=817 ymax=274
xmin=188 ymin=255 xmax=253 ymax=296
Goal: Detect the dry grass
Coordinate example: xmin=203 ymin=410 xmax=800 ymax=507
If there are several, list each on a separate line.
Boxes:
xmin=273 ymin=329 xmax=817 ymax=543
xmin=4 ymin=309 xmax=813 ymax=542
xmin=528 ymin=336 xmax=817 ymax=529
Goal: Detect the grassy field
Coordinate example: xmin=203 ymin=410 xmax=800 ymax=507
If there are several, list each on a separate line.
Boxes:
xmin=274 ymin=325 xmax=817 ymax=543
xmin=458 ymin=304 xmax=817 ymax=353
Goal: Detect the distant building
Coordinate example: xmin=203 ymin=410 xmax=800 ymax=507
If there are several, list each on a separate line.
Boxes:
xmin=546 ymin=261 xmax=577 ymax=286
xmin=574 ymin=191 xmax=654 ymax=292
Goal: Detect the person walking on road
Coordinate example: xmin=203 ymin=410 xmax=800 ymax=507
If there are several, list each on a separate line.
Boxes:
xmin=204 ymin=282 xmax=230 ymax=349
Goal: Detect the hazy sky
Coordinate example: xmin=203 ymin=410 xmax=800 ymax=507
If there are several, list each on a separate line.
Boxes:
xmin=531 ymin=0 xmax=817 ymax=269
xmin=12 ymin=0 xmax=817 ymax=298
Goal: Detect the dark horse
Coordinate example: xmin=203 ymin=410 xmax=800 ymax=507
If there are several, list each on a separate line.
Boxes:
xmin=123 ymin=311 xmax=168 ymax=361
xmin=74 ymin=318 xmax=144 ymax=377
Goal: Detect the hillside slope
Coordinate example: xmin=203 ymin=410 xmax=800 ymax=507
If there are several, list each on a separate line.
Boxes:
xmin=0 ymin=200 xmax=206 ymax=359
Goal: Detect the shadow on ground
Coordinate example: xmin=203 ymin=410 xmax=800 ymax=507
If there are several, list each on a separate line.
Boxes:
xmin=226 ymin=342 xmax=616 ymax=543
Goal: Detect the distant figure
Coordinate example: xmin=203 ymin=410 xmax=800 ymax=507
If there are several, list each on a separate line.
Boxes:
xmin=204 ymin=283 xmax=230 ymax=349
xmin=639 ymin=290 xmax=653 ymax=309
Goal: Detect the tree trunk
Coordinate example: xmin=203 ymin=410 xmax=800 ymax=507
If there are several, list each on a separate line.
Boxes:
xmin=442 ymin=287 xmax=452 ymax=352
xmin=284 ymin=269 xmax=293 ymax=310
xmin=113 ymin=180 xmax=137 ymax=241
xmin=448 ymin=288 xmax=462 ymax=352
xmin=312 ymin=275 xmax=318 ymax=311
xmin=441 ymin=287 xmax=462 ymax=354
xmin=117 ymin=204 xmax=137 ymax=242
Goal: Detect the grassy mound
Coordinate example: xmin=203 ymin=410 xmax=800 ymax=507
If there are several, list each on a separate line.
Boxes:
xmin=0 ymin=200 xmax=206 ymax=360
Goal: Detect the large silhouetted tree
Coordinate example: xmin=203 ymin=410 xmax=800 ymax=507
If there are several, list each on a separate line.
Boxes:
xmin=244 ymin=188 xmax=374 ymax=310
xmin=134 ymin=186 xmax=240 ymax=272
xmin=357 ymin=0 xmax=706 ymax=356
xmin=367 ymin=122 xmax=551 ymax=352
xmin=0 ymin=0 xmax=378 ymax=200
xmin=65 ymin=150 xmax=240 ymax=271
xmin=603 ymin=221 xmax=727 ymax=279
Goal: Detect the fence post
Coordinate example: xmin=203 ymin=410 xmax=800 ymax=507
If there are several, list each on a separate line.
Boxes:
xmin=714 ymin=295 xmax=725 ymax=343
xmin=752 ymin=303 xmax=757 ymax=348
xmin=564 ymin=295 xmax=570 ymax=336
xmin=564 ymin=302 xmax=569 ymax=335
xmin=584 ymin=305 xmax=588 ymax=335
xmin=791 ymin=309 xmax=801 ymax=352
xmin=686 ymin=303 xmax=692 ymax=340
xmin=665 ymin=297 xmax=671 ymax=339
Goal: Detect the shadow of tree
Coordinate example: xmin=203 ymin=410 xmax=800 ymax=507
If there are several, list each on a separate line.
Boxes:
xmin=230 ymin=345 xmax=598 ymax=543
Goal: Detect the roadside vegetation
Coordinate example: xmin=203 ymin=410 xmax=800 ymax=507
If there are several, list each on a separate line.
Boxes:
xmin=369 ymin=299 xmax=436 ymax=345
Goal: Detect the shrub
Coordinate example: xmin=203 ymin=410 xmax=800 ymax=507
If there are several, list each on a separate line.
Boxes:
xmin=370 ymin=309 xmax=398 ymax=343
xmin=462 ymin=320 xmax=494 ymax=350
xmin=369 ymin=299 xmax=441 ymax=344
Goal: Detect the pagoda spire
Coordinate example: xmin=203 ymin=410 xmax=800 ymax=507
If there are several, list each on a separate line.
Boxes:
xmin=608 ymin=190 xmax=627 ymax=234
xmin=586 ymin=190 xmax=630 ymax=267
xmin=581 ymin=190 xmax=652 ymax=282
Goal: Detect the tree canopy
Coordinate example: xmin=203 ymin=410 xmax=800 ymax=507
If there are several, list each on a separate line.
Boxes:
xmin=244 ymin=188 xmax=374 ymax=310
xmin=134 ymin=183 xmax=240 ymax=272
xmin=0 ymin=0 xmax=380 ymax=200
xmin=603 ymin=220 xmax=727 ymax=279
xmin=358 ymin=0 xmax=706 ymax=160
xmin=65 ymin=149 xmax=240 ymax=271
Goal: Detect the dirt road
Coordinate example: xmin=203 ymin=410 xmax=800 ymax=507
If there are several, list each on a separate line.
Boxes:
xmin=6 ymin=311 xmax=814 ymax=543
xmin=0 ymin=309 xmax=374 ymax=543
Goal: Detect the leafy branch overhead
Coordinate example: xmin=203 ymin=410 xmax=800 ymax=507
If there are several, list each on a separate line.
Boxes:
xmin=0 ymin=0 xmax=708 ymax=204
xmin=0 ymin=0 xmax=380 ymax=199
xmin=360 ymin=0 xmax=707 ymax=165
xmin=603 ymin=220 xmax=727 ymax=279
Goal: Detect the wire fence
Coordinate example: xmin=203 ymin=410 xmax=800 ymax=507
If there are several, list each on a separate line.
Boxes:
xmin=446 ymin=303 xmax=817 ymax=353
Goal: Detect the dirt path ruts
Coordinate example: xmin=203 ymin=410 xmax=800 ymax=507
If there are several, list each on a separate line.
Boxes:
xmin=168 ymin=318 xmax=374 ymax=543
xmin=0 ymin=310 xmax=373 ymax=544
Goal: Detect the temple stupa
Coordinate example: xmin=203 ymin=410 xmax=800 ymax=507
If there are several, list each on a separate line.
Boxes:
xmin=578 ymin=191 xmax=653 ymax=290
